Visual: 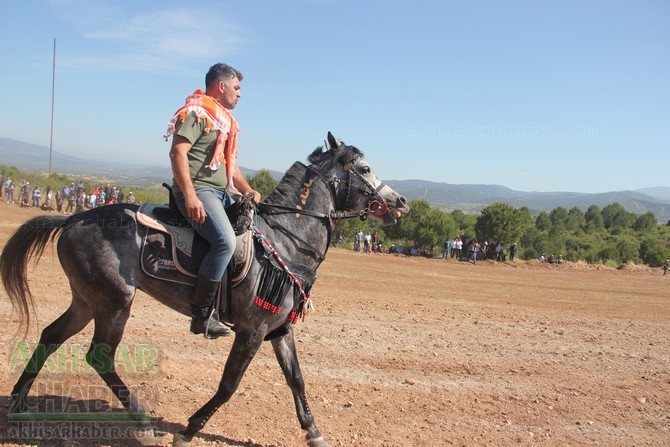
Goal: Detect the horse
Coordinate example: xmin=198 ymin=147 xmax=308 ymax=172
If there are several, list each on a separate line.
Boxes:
xmin=0 ymin=132 xmax=409 ymax=447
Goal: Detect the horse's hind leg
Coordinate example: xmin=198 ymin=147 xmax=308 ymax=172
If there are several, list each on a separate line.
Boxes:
xmin=271 ymin=330 xmax=328 ymax=447
xmin=85 ymin=304 xmax=152 ymax=423
xmin=9 ymin=296 xmax=93 ymax=413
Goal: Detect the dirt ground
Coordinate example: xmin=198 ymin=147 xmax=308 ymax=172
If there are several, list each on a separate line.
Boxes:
xmin=0 ymin=203 xmax=668 ymax=447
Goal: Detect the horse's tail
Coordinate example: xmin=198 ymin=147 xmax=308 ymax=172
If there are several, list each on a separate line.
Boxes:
xmin=0 ymin=214 xmax=69 ymax=336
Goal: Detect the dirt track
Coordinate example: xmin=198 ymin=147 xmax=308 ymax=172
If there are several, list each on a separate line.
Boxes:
xmin=0 ymin=203 xmax=669 ymax=446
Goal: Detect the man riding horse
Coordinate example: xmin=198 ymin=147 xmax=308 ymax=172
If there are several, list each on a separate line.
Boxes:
xmin=165 ymin=63 xmax=261 ymax=338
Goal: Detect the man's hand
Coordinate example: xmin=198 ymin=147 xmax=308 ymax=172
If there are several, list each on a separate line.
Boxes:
xmin=248 ymin=190 xmax=261 ymax=205
xmin=184 ymin=194 xmax=207 ymax=224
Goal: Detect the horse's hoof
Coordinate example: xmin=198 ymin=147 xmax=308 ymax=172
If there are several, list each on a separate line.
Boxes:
xmin=306 ymin=435 xmax=329 ymax=447
xmin=134 ymin=427 xmax=157 ymax=445
xmin=8 ymin=394 xmax=28 ymax=413
xmin=173 ymin=432 xmax=192 ymax=447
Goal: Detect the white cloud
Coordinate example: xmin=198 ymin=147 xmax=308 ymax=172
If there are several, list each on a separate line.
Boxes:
xmin=48 ymin=0 xmax=250 ymax=72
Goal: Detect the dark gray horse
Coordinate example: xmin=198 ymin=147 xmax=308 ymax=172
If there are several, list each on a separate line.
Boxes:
xmin=0 ymin=133 xmax=409 ymax=447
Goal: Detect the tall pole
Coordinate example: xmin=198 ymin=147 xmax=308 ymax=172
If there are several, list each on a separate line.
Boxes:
xmin=48 ymin=37 xmax=56 ymax=186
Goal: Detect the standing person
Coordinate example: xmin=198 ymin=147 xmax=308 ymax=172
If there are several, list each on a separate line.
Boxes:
xmin=455 ymin=237 xmax=463 ymax=260
xmin=127 ymin=191 xmax=135 ymax=204
xmin=62 ymin=183 xmax=72 ymax=205
xmin=442 ymin=238 xmax=451 ymax=259
xmin=166 ymin=62 xmax=261 ymax=338
xmin=32 ymin=185 xmax=41 ymax=207
xmin=75 ymin=191 xmax=85 ymax=214
xmin=65 ymin=190 xmax=76 ymax=214
xmin=470 ymin=241 xmax=479 ymax=264
xmin=495 ymin=242 xmax=505 ymax=261
xmin=363 ymin=232 xmax=371 ymax=253
xmin=480 ymin=241 xmax=489 ymax=260
xmin=509 ymin=243 xmax=517 ymax=261
xmin=55 ymin=189 xmax=63 ymax=212
xmin=8 ymin=181 xmax=15 ymax=203
xmin=45 ymin=185 xmax=52 ymax=206
xmin=20 ymin=181 xmax=31 ymax=207
xmin=663 ymin=259 xmax=669 ymax=276
xmin=4 ymin=177 xmax=12 ymax=202
xmin=354 ymin=230 xmax=363 ymax=252
xmin=89 ymin=190 xmax=98 ymax=209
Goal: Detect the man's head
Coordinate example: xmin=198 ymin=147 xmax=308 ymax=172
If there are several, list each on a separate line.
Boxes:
xmin=205 ymin=63 xmax=243 ymax=110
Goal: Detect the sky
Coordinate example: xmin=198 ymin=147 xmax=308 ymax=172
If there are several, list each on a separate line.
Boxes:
xmin=0 ymin=0 xmax=668 ymax=193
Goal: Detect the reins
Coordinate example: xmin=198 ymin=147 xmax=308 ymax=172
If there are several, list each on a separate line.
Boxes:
xmin=256 ymin=158 xmax=392 ymax=225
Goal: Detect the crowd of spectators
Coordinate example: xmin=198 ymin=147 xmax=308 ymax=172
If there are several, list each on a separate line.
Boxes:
xmin=442 ymin=236 xmax=517 ymax=263
xmin=1 ymin=175 xmax=136 ymax=214
xmin=353 ymin=230 xmax=384 ymax=253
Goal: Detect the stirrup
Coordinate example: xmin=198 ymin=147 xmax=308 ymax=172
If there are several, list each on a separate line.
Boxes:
xmin=190 ymin=315 xmax=230 ymax=339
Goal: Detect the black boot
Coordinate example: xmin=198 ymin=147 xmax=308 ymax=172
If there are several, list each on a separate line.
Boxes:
xmin=190 ymin=278 xmax=230 ymax=338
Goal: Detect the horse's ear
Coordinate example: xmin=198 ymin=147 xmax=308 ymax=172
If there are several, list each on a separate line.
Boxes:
xmin=326 ymin=132 xmax=341 ymax=150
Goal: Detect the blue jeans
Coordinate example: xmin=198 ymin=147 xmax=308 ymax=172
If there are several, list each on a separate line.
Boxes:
xmin=174 ymin=188 xmax=236 ymax=281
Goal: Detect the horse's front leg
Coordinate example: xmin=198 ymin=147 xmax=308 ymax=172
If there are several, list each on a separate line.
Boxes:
xmin=272 ymin=328 xmax=328 ymax=447
xmin=173 ymin=330 xmax=263 ymax=447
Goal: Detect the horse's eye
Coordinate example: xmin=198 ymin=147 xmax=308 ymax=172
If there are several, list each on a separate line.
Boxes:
xmin=361 ymin=166 xmax=371 ymax=174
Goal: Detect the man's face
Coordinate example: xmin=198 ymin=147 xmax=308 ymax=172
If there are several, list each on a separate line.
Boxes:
xmin=219 ymin=76 xmax=241 ymax=110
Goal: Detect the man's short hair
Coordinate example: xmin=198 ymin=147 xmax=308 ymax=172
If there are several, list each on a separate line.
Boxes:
xmin=205 ymin=63 xmax=243 ymax=88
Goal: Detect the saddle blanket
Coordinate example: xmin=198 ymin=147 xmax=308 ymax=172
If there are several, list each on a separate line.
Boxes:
xmin=137 ymin=202 xmax=253 ymax=286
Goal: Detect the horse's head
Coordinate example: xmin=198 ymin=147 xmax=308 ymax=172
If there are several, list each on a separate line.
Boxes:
xmin=309 ymin=132 xmax=409 ymax=226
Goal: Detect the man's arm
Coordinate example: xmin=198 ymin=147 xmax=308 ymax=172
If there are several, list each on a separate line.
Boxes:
xmin=170 ymin=135 xmax=207 ymax=224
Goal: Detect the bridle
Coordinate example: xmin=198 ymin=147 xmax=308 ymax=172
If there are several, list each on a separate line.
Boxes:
xmin=339 ymin=155 xmax=390 ymax=221
xmin=254 ymin=151 xmax=395 ymax=263
xmin=257 ymin=153 xmax=393 ymax=225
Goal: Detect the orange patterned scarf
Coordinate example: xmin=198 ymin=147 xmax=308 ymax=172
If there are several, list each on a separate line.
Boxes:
xmin=164 ymin=89 xmax=240 ymax=193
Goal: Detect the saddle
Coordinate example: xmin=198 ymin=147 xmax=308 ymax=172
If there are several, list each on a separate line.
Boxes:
xmin=137 ymin=194 xmax=254 ymax=288
xmin=137 ymin=187 xmax=315 ymax=340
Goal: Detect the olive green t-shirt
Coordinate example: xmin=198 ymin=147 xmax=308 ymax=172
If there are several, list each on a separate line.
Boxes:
xmin=171 ymin=111 xmax=228 ymax=194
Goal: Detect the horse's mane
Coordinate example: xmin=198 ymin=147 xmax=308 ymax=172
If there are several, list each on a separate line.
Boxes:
xmin=265 ymin=162 xmax=308 ymax=205
xmin=307 ymin=143 xmax=363 ymax=171
xmin=264 ymin=144 xmax=363 ymax=206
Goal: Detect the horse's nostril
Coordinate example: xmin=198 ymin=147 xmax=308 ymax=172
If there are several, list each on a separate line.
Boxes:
xmin=399 ymin=196 xmax=407 ymax=205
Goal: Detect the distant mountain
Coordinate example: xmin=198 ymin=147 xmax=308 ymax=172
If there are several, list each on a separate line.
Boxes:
xmin=635 ymin=186 xmax=670 ymax=202
xmin=2 ymin=137 xmax=670 ymax=221
xmin=0 ymin=137 xmax=281 ymax=186
xmin=385 ymin=179 xmax=670 ymax=222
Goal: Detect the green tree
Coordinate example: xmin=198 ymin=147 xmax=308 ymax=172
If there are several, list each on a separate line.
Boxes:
xmin=549 ymin=206 xmax=569 ymax=226
xmin=566 ymin=207 xmax=585 ymax=232
xmin=547 ymin=222 xmax=567 ymax=257
xmin=415 ymin=207 xmax=457 ymax=255
xmin=602 ymin=203 xmax=636 ymax=230
xmin=517 ymin=206 xmax=535 ymax=228
xmin=519 ymin=226 xmax=542 ymax=260
xmin=639 ymin=237 xmax=666 ymax=266
xmin=584 ymin=205 xmax=605 ymax=233
xmin=616 ymin=235 xmax=639 ymax=263
xmin=535 ymin=211 xmax=551 ymax=231
xmin=451 ymin=209 xmax=476 ymax=236
xmin=633 ymin=212 xmax=657 ymax=233
xmin=475 ymin=202 xmax=524 ymax=246
xmin=382 ymin=199 xmax=430 ymax=248
xmin=246 ymin=169 xmax=278 ymax=199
